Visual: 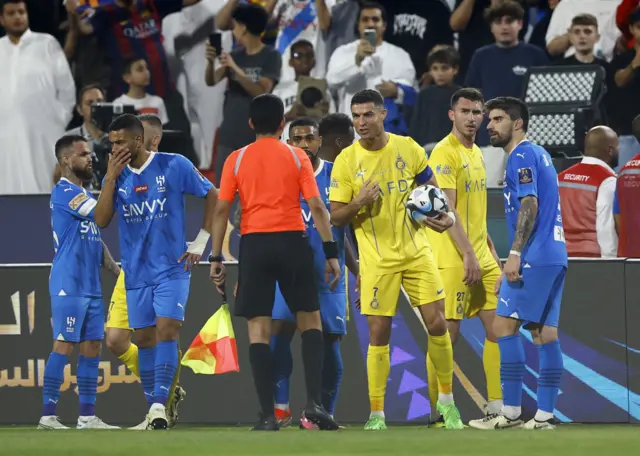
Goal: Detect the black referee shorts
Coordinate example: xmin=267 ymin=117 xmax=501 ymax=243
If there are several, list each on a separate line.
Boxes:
xmin=234 ymin=231 xmax=320 ymax=319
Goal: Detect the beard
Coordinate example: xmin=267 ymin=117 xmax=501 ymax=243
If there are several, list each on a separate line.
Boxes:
xmin=304 ymin=149 xmax=319 ymax=166
xmin=75 ymin=166 xmax=94 ymax=182
xmin=489 ymin=133 xmax=510 ymax=148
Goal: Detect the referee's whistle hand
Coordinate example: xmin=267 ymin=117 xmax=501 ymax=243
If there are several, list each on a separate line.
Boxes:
xmin=325 ymin=258 xmax=341 ymax=292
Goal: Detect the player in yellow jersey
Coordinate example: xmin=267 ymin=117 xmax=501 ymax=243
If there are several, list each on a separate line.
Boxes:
xmin=329 ymin=89 xmax=464 ymax=430
xmin=426 ymin=88 xmax=504 ymax=426
xmin=104 ymin=115 xmax=184 ymax=429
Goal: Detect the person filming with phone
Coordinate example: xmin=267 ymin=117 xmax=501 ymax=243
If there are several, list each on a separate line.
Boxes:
xmin=326 ymin=1 xmax=415 ymax=134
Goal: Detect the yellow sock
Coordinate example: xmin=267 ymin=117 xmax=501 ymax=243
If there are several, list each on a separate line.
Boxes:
xmin=367 ymin=345 xmax=390 ymax=412
xmin=483 ymin=339 xmax=502 ymax=402
xmin=118 ymin=343 xmax=140 ymax=378
xmin=428 ymin=331 xmax=454 ymax=395
xmin=426 ymin=353 xmax=439 ymax=410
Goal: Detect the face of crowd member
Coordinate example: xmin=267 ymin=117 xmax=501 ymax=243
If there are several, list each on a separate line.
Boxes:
xmin=0 ymin=1 xmax=28 ymax=37
xmin=351 ymin=102 xmax=386 ymax=141
xmin=491 ymin=15 xmax=522 ymax=46
xmin=288 ymin=125 xmax=322 ymax=165
xmin=232 ymin=19 xmax=248 ymax=44
xmin=449 ymin=98 xmax=484 ymax=141
xmin=358 ymin=7 xmax=385 ymax=45
xmin=78 ymin=88 xmax=105 ymax=127
xmin=569 ymin=24 xmax=599 ymax=54
xmin=290 ymin=43 xmax=315 ymax=77
xmin=124 ymin=59 xmax=151 ymax=87
xmin=429 ymin=62 xmax=458 ymax=87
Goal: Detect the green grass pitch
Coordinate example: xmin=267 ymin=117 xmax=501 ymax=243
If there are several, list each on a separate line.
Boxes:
xmin=2 ymin=425 xmax=639 ymax=455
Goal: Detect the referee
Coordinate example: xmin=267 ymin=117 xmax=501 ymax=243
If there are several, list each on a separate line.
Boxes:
xmin=209 ymin=94 xmax=341 ymax=431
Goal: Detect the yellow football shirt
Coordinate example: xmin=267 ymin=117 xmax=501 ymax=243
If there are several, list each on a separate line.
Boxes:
xmin=330 ymin=134 xmax=433 ymax=274
xmin=427 ymin=133 xmax=494 ymax=268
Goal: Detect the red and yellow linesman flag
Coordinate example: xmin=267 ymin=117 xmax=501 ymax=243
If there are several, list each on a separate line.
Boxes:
xmin=181 ymin=304 xmax=239 ymax=374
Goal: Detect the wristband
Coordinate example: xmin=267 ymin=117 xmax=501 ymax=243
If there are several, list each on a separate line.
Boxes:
xmin=208 ymin=254 xmax=224 ymax=263
xmin=187 ymin=229 xmax=211 ymax=256
xmin=446 ymin=211 xmax=456 ymax=225
xmin=509 ymin=250 xmax=521 ymax=257
xmin=323 ymin=241 xmax=338 ymax=259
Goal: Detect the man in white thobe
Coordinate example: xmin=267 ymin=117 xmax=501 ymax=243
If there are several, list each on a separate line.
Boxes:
xmin=0 ymin=0 xmax=75 ymax=195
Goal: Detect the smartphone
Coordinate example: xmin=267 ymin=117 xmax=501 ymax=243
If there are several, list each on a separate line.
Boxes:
xmin=364 ymin=29 xmax=377 ymax=47
xmin=209 ymin=32 xmax=222 ymax=55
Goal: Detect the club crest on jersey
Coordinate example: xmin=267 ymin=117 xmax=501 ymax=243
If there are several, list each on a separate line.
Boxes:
xmin=518 ymin=168 xmax=533 ymax=184
xmin=68 ymin=193 xmax=89 ymax=210
xmin=395 ymin=155 xmax=406 ymax=171
xmin=156 ymin=175 xmax=166 ymax=193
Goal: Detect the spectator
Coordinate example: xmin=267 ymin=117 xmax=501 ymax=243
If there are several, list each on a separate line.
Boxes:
xmin=216 ymin=0 xmax=280 ymax=47
xmin=113 ymin=58 xmax=170 ymax=125
xmin=272 ymin=39 xmax=335 ymax=141
xmin=609 ymin=7 xmax=640 ymax=168
xmin=326 ymin=2 xmax=415 ymax=134
xmin=545 ymin=0 xmax=621 ymax=62
xmin=409 ymin=46 xmax=461 ymax=150
xmin=614 ymin=114 xmax=640 ymax=257
xmin=617 ymin=0 xmax=639 ymax=49
xmin=272 ymin=0 xmax=334 ymax=83
xmin=554 ymin=13 xmax=609 ymax=69
xmin=0 ymin=0 xmax=76 ymax=195
xmin=380 ymin=0 xmax=454 ymax=79
xmin=558 ymin=126 xmax=619 ymax=258
xmin=55 ymin=84 xmax=109 ymax=190
xmin=205 ymin=2 xmax=282 ymax=185
xmin=324 ymin=0 xmax=360 ymax=64
xmin=465 ymin=1 xmax=548 ymax=145
xmin=451 ymin=0 xmax=529 ymax=83
xmin=529 ymin=0 xmax=561 ymax=54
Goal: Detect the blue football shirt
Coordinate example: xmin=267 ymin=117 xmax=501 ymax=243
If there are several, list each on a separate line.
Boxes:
xmin=503 ymin=141 xmax=568 ymax=267
xmin=303 ymin=160 xmax=346 ymax=293
xmin=49 ymin=178 xmax=103 ymax=297
xmin=112 ymin=153 xmax=213 ymax=288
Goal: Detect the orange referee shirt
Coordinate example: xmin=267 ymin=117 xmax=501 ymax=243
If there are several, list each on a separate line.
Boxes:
xmin=218 ymin=138 xmax=320 ymax=235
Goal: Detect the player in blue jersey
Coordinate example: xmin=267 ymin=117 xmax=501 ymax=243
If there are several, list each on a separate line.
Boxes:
xmin=94 ymin=114 xmax=218 ymax=430
xmin=270 ymin=117 xmax=359 ymax=429
xmin=469 ymin=97 xmax=568 ymax=431
xmin=40 ymin=135 xmax=120 ymax=430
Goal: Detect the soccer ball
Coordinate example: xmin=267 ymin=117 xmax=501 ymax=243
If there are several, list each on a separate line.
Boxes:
xmin=406 ymin=185 xmax=449 ymax=224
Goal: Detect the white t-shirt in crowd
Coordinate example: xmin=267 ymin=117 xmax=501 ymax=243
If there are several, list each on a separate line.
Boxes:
xmin=545 ymin=0 xmax=622 ymax=62
xmin=274 ymin=0 xmax=336 ymax=83
xmin=112 ymin=93 xmax=169 ymax=125
xmin=272 ymin=78 xmax=336 ymax=141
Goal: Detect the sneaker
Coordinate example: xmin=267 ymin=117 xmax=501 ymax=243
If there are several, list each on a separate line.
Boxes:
xmin=148 ymin=404 xmax=168 ymax=430
xmin=275 ymin=408 xmax=292 ymax=428
xmin=128 ymin=416 xmax=150 ymax=430
xmin=437 ymin=401 xmax=464 ymax=430
xmin=252 ymin=414 xmax=279 ymax=431
xmin=37 ymin=416 xmax=69 ymax=430
xmin=364 ymin=415 xmax=387 ymax=430
xmin=303 ymin=402 xmax=339 ymax=431
xmin=468 ymin=413 xmax=524 ymax=430
xmin=299 ymin=411 xmax=319 ymax=430
xmin=428 ymin=415 xmax=445 ymax=429
xmin=77 ymin=416 xmax=120 ymax=429
xmin=524 ymin=418 xmax=556 ymax=430
xmin=167 ymin=385 xmax=186 ymax=428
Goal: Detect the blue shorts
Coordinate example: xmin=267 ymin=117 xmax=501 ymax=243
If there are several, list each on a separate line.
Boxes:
xmin=272 ymin=287 xmax=347 ymax=335
xmin=50 ymin=296 xmax=105 ymax=343
xmin=497 ymin=265 xmax=566 ymax=328
xmin=126 ymin=279 xmax=190 ymax=329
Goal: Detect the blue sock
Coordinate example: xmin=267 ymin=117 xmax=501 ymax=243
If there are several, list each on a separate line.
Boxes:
xmin=537 ymin=340 xmax=563 ymax=414
xmin=321 ymin=338 xmax=343 ymax=415
xmin=77 ymin=355 xmax=99 ymax=417
xmin=42 ymin=352 xmax=68 ymax=416
xmin=139 ymin=346 xmax=157 ymax=407
xmin=498 ymin=334 xmax=525 ymax=414
xmin=154 ymin=340 xmax=178 ymax=406
xmin=271 ymin=334 xmax=293 ymax=407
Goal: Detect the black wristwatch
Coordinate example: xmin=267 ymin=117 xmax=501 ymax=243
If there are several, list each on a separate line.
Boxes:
xmin=208 ymin=254 xmax=224 ymax=263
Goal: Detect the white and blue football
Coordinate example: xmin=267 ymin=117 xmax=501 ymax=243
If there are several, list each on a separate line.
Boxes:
xmin=406 ymin=185 xmax=449 ymax=224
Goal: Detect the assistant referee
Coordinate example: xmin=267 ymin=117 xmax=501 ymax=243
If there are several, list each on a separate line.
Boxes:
xmin=209 ymin=94 xmax=341 ymax=431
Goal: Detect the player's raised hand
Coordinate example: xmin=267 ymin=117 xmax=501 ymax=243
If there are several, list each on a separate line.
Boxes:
xmin=325 ymin=258 xmax=341 ymax=292
xmin=503 ymin=252 xmax=522 ymax=283
xmin=210 ymin=261 xmax=226 ymax=294
xmin=462 ymin=251 xmax=482 ymax=286
xmin=106 ymin=147 xmax=131 ymax=180
xmin=423 ymin=211 xmax=454 ymax=233
xmin=355 ymin=179 xmax=381 ymax=206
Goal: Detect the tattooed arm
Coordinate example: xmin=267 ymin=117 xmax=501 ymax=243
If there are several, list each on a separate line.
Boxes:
xmin=504 ymin=196 xmax=538 ymax=282
xmin=102 ymin=241 xmax=120 ymax=277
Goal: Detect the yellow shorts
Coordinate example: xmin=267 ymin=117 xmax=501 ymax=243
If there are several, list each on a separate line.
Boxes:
xmin=106 ymin=270 xmax=131 ymax=330
xmin=442 ymin=262 xmax=500 ymax=320
xmin=360 ymin=262 xmax=445 ymax=317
